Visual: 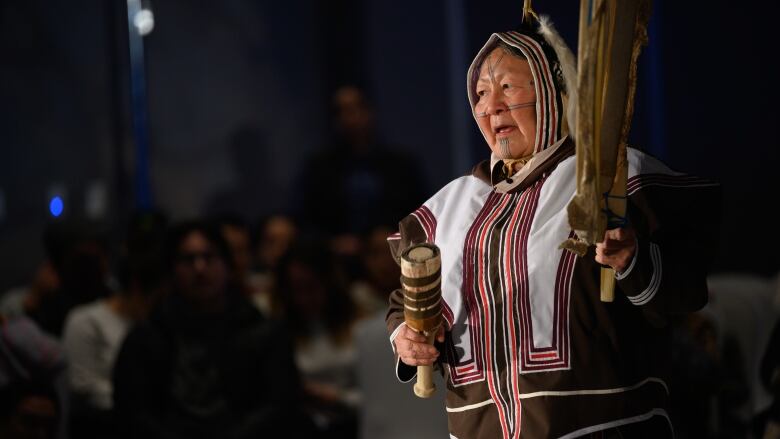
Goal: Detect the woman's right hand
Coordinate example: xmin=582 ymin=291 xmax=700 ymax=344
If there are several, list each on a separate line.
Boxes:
xmin=393 ymin=324 xmax=445 ymax=366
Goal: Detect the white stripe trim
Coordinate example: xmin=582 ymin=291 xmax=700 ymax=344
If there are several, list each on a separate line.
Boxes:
xmin=627 ymin=181 xmax=718 ymax=196
xmin=404 ymin=297 xmax=443 ymax=312
xmin=391 ymin=322 xmax=417 ymax=383
xmin=442 ymin=378 xmax=669 ymax=415
xmin=446 ymin=398 xmax=495 ymax=413
xmin=517 ymin=377 xmax=668 ymax=399
xmin=615 ymin=237 xmax=639 ymax=280
xmin=557 ymin=408 xmax=673 ymax=439
xmin=629 ymin=243 xmax=662 ymax=305
xmin=389 ymin=322 xmax=407 ymax=355
xmin=394 ymin=355 xmax=416 ymax=383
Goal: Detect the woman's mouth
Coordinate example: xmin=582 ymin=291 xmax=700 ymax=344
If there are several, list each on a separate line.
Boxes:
xmin=494 ymin=125 xmax=516 ymax=135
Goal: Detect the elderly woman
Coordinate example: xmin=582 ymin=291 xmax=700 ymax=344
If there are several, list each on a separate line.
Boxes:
xmin=387 ymin=16 xmax=721 ymax=439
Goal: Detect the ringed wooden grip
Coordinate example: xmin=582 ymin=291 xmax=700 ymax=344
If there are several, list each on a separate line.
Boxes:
xmin=400 ymin=243 xmax=442 ymax=399
xmin=600 ymin=267 xmax=615 ymax=302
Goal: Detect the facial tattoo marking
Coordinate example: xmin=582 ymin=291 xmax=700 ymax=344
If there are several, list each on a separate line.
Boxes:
xmin=507 ymin=101 xmax=535 ymax=110
xmin=487 ymin=50 xmax=505 ymax=82
xmin=475 ymin=50 xmax=506 ymax=118
xmin=498 ymin=137 xmax=512 ymax=159
xmin=508 ymin=77 xmax=535 ymax=110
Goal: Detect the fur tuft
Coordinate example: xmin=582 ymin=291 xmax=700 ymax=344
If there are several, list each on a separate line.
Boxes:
xmin=537 ymin=15 xmax=577 ymax=138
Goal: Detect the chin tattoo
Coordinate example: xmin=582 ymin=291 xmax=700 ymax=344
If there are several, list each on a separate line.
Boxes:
xmin=498 ymin=137 xmax=512 ymax=159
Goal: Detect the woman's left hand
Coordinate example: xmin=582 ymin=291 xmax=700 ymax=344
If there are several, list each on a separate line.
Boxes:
xmin=595 ymin=227 xmax=637 ymax=274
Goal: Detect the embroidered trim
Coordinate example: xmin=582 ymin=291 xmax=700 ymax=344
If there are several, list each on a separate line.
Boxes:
xmin=628 ymin=243 xmax=661 ymax=306
xmin=518 ymin=377 xmax=668 ymax=399
xmin=446 ymin=399 xmax=496 ymax=413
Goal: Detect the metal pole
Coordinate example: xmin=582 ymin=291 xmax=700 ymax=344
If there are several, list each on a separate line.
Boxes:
xmin=126 ymin=0 xmax=154 ymax=209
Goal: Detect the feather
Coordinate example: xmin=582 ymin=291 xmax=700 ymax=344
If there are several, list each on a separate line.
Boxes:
xmin=537 ymin=15 xmax=578 ymax=138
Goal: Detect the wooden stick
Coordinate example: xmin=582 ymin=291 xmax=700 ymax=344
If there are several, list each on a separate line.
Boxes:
xmin=600 ymin=267 xmax=616 ymax=302
xmin=413 ymin=331 xmax=437 ymax=398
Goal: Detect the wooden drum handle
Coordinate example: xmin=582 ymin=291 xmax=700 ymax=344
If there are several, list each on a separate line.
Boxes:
xmin=413 ymin=331 xmax=437 ymax=398
xmin=600 ymin=267 xmax=615 ymax=302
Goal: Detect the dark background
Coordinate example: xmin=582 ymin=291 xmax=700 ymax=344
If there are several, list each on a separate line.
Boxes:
xmin=1 ymin=0 xmax=778 ymax=292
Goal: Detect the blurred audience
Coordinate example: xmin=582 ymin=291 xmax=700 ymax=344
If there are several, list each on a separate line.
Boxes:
xmin=214 ymin=214 xmax=255 ymax=296
xmin=762 ymin=317 xmax=780 ymax=439
xmin=668 ymin=310 xmax=750 ymax=439
xmin=62 ymin=211 xmax=167 ymax=439
xmin=759 ymin=275 xmax=780 ymax=439
xmin=2 ymin=184 xmax=776 ymax=439
xmin=351 ymin=226 xmax=449 ymax=438
xmin=349 ymin=225 xmax=400 ymax=318
xmin=354 ymin=313 xmax=449 ymax=439
xmin=0 ymin=260 xmax=60 ymax=321
xmin=665 ymin=273 xmax=780 ymax=439
xmin=274 ymin=238 xmax=360 ymax=438
xmin=0 ymin=379 xmax=61 ymax=439
xmin=0 ymin=313 xmax=67 ymax=439
xmin=112 ymin=221 xmax=309 ymax=439
xmin=24 ymin=220 xmax=113 ymax=337
xmin=709 ymin=273 xmax=780 ymax=438
xmin=249 ymin=214 xmax=298 ymax=316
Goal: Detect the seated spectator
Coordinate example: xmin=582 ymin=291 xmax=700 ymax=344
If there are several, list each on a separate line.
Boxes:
xmin=0 ymin=313 xmax=67 ymax=439
xmin=112 ymin=220 xmax=309 ymax=439
xmin=706 ymin=273 xmax=780 ymax=437
xmin=215 ymin=215 xmax=254 ymax=296
xmin=27 ymin=219 xmax=113 ymax=337
xmin=274 ymin=238 xmax=359 ymax=439
xmin=0 ymin=260 xmax=60 ymax=320
xmin=0 ymin=379 xmax=60 ymax=439
xmin=249 ymin=214 xmax=297 ymax=317
xmin=63 ymin=215 xmax=166 ymax=439
xmin=349 ymin=225 xmax=400 ymax=319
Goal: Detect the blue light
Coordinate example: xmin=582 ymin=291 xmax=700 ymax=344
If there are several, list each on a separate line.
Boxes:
xmin=49 ymin=196 xmax=63 ymax=217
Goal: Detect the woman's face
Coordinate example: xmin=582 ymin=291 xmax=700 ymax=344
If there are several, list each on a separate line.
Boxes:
xmin=474 ymin=47 xmax=537 ymax=159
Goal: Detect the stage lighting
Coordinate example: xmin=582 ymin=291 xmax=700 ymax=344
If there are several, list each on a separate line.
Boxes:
xmin=49 ymin=196 xmax=64 ymax=217
xmin=134 ymin=8 xmax=154 ymax=36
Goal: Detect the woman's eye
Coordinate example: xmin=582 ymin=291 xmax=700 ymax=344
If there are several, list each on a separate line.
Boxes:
xmin=502 ymin=83 xmax=511 ymax=89
xmin=477 ymin=90 xmax=486 ymax=97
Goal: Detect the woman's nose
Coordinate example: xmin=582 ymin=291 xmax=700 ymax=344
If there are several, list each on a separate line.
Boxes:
xmin=485 ymin=90 xmax=507 ymax=115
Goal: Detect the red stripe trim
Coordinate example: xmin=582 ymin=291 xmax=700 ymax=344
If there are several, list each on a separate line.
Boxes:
xmin=517 ymin=182 xmax=542 ymax=367
xmin=475 ymin=194 xmax=514 ymax=436
xmin=503 ymin=192 xmax=526 ymax=438
xmin=456 ymin=364 xmax=476 ymax=373
xmin=442 ymin=301 xmax=454 ymax=330
xmin=448 ymin=192 xmax=503 ymax=384
xmin=411 ymin=205 xmax=437 ymax=242
xmin=530 ymin=352 xmax=559 ymax=360
xmin=505 ymin=32 xmax=559 ymax=154
xmin=513 ymin=33 xmax=559 ymax=152
xmin=504 ymin=33 xmax=548 ymax=154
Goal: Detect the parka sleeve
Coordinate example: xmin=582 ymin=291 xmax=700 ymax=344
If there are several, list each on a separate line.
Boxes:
xmin=616 ymin=174 xmax=722 ymax=326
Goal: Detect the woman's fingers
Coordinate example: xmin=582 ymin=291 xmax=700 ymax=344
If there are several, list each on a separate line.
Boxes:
xmin=396 ymin=325 xmax=441 ymax=366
